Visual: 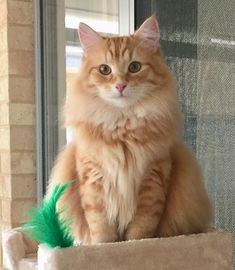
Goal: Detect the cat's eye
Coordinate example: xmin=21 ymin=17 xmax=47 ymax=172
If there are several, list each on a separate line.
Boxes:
xmin=128 ymin=61 xmax=142 ymax=73
xmin=99 ymin=64 xmax=112 ymax=75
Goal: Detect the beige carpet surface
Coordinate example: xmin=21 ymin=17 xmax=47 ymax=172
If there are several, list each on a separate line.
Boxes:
xmin=2 ymin=229 xmax=232 ymax=270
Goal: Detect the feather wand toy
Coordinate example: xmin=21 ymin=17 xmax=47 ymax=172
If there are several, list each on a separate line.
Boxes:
xmin=23 ymin=182 xmax=76 ymax=248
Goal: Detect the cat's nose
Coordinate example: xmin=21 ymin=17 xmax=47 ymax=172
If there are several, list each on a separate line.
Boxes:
xmin=115 ymin=82 xmax=127 ymax=93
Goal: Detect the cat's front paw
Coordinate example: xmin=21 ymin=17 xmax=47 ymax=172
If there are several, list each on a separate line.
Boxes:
xmin=125 ymin=227 xmax=155 ymax=241
xmin=90 ymin=231 xmax=118 ymax=244
xmin=125 ymin=228 xmax=142 ymax=241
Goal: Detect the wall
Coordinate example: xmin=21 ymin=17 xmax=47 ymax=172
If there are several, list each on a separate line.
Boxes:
xmin=0 ymin=0 xmax=36 ymax=268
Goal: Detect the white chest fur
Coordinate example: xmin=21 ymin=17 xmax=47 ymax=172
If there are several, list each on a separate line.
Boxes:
xmin=101 ymin=141 xmax=153 ymax=235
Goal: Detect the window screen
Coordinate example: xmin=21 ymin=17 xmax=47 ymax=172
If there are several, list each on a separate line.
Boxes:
xmin=135 ymin=0 xmax=235 ymax=265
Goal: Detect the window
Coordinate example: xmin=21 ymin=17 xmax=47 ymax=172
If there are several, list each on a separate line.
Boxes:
xmin=36 ymin=0 xmax=234 ymax=263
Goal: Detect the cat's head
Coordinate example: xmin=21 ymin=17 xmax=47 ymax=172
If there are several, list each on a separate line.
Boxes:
xmin=66 ymin=16 xmax=180 ymax=132
xmin=76 ymin=15 xmax=173 ymax=109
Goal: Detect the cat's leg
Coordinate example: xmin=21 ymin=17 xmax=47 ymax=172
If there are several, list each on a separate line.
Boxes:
xmin=79 ymin=162 xmax=118 ymax=244
xmin=125 ymin=160 xmax=170 ymax=240
xmin=156 ymin=141 xmax=212 ymax=237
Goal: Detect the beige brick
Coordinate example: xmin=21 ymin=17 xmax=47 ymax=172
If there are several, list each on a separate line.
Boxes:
xmin=12 ymin=199 xmax=36 ymax=224
xmin=8 ymin=51 xmax=34 ymax=76
xmin=0 ymin=77 xmax=9 ymax=102
xmin=9 ymin=103 xmax=35 ymax=125
xmin=0 ymin=128 xmax=10 ymax=150
xmin=9 ymin=76 xmax=34 ymax=103
xmin=0 ymin=175 xmax=2 ymax=197
xmin=1 ymin=200 xmax=11 ymax=223
xmin=7 ymin=1 xmax=33 ymax=25
xmin=0 ymin=104 xmax=9 ymax=125
xmin=10 ymin=126 xmax=35 ymax=151
xmin=8 ymin=25 xmax=33 ymax=51
xmin=1 ymin=198 xmax=36 ymax=224
xmin=0 ymin=199 xmax=2 ymax=221
xmin=11 ymin=152 xmax=36 ymax=174
xmin=0 ymin=175 xmax=11 ymax=198
xmin=0 ymin=239 xmax=2 ymax=270
xmin=0 ymin=152 xmax=11 ymax=174
xmin=11 ymin=174 xmax=36 ymax=199
xmin=0 ymin=53 xmax=8 ymax=76
xmin=0 ymin=1 xmax=7 ymax=28
xmin=0 ymin=27 xmax=7 ymax=51
xmin=0 ymin=222 xmax=12 ymax=232
xmin=0 ymin=2 xmax=36 ymax=267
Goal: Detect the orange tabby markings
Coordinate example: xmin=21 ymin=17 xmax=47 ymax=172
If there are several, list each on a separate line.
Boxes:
xmin=47 ymin=15 xmax=212 ymax=244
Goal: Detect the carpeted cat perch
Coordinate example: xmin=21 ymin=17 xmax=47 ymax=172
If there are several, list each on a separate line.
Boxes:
xmin=2 ymin=183 xmax=233 ymax=270
xmin=2 ymin=229 xmax=232 ymax=270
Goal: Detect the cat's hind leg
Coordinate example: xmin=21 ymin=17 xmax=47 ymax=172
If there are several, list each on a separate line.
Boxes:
xmin=156 ymin=142 xmax=213 ymax=237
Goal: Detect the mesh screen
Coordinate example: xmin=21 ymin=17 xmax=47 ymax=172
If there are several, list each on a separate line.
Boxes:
xmin=197 ymin=0 xmax=235 ymax=243
xmin=136 ymin=0 xmax=235 ymax=265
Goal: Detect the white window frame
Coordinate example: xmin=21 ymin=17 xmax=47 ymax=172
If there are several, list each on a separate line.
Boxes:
xmin=119 ymin=0 xmax=135 ymax=35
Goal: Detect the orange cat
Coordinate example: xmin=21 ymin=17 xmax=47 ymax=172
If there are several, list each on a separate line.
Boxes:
xmin=48 ymin=16 xmax=212 ymax=244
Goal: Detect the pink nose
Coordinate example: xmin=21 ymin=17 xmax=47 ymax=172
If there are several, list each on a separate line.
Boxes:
xmin=115 ymin=82 xmax=127 ymax=93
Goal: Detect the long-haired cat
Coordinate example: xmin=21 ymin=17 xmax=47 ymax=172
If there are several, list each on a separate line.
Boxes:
xmin=48 ymin=16 xmax=212 ymax=244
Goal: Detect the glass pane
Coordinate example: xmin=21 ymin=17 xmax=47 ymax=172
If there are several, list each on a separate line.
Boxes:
xmin=65 ymin=0 xmax=119 ymax=142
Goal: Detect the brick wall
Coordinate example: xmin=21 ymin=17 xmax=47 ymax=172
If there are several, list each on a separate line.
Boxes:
xmin=0 ymin=0 xmax=36 ymax=269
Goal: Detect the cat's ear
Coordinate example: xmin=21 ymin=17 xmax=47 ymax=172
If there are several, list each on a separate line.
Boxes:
xmin=78 ymin=23 xmax=103 ymax=55
xmin=134 ymin=15 xmax=160 ymax=48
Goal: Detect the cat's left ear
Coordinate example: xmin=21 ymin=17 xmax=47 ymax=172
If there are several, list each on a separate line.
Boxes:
xmin=134 ymin=15 xmax=160 ymax=48
xmin=78 ymin=23 xmax=103 ymax=55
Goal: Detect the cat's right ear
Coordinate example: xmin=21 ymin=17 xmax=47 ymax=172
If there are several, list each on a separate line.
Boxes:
xmin=134 ymin=15 xmax=160 ymax=49
xmin=78 ymin=23 xmax=103 ymax=55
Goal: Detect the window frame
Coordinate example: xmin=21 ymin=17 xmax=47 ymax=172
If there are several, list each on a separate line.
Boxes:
xmin=34 ymin=0 xmax=66 ymax=204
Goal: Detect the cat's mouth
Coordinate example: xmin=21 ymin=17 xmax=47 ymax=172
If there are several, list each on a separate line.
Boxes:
xmin=116 ymin=88 xmax=133 ymax=97
xmin=117 ymin=92 xmax=125 ymax=98
xmin=106 ymin=91 xmax=128 ymax=99
xmin=103 ymin=93 xmax=137 ymax=108
xmin=98 ymin=87 xmax=139 ymax=107
xmin=111 ymin=92 xmax=131 ymax=100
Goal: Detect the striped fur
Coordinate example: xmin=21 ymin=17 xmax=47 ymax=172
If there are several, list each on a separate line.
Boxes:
xmin=47 ymin=17 xmax=212 ymax=244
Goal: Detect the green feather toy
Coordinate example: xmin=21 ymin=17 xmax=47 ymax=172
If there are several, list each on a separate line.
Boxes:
xmin=23 ymin=182 xmax=76 ymax=248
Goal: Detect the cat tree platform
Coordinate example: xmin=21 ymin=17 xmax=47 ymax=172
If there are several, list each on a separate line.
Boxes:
xmin=2 ymin=228 xmax=232 ymax=270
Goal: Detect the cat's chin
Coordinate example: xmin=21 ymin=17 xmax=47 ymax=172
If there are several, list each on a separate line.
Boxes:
xmin=103 ymin=96 xmax=137 ymax=108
